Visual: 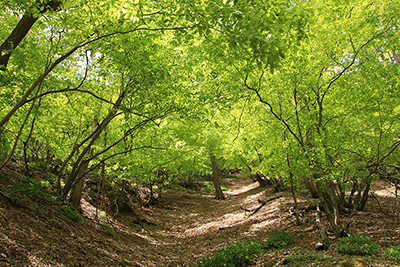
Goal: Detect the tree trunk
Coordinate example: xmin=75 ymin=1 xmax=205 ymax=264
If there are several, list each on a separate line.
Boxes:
xmin=315 ymin=204 xmax=330 ymax=250
xmin=0 ymin=0 xmax=62 ymax=70
xmin=286 ymin=147 xmax=301 ymax=225
xmin=253 ymin=172 xmax=269 ymax=187
xmin=357 ymin=181 xmax=371 ymax=211
xmin=302 ymin=175 xmax=319 ymax=198
xmin=68 ymin=159 xmax=89 ymax=212
xmin=61 ymin=90 xmax=125 ymax=198
xmin=210 ymin=153 xmax=225 ymax=200
xmin=62 ymin=115 xmax=100 ymax=202
xmin=317 ymin=180 xmax=343 ymax=238
xmin=238 ymin=155 xmax=269 ymax=187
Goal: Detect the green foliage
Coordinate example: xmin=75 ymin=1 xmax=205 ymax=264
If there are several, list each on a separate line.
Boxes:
xmin=1 ymin=0 xmax=400 ymax=235
xmin=0 ymin=133 xmax=11 ymax=160
xmin=386 ymin=245 xmax=400 ymax=262
xmin=283 ymin=253 xmax=332 ymax=267
xmin=337 ymin=235 xmax=379 ymax=256
xmin=199 ymin=181 xmax=227 ymax=193
xmin=267 ymin=230 xmax=293 ymax=249
xmin=196 ymin=240 xmax=267 ymax=267
xmin=101 ymin=224 xmax=117 ymax=236
xmin=29 ymin=161 xmax=48 ymax=169
xmin=199 ymin=181 xmax=213 ymax=192
xmin=7 ymin=177 xmax=51 ymax=205
xmin=172 ymin=184 xmax=194 ymax=194
xmin=57 ymin=204 xmax=83 ymax=223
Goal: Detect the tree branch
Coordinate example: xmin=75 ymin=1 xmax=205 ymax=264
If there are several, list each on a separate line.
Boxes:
xmin=0 ymin=24 xmax=198 ymax=130
xmin=243 ymin=74 xmax=303 ymax=148
xmin=0 ymin=0 xmax=62 ymax=70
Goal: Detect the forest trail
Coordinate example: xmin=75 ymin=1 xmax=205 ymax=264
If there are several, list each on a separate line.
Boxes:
xmin=140 ymin=176 xmax=290 ymax=265
xmin=0 ymin=163 xmax=398 ymax=266
xmin=0 ymin=163 xmax=296 ymax=266
xmin=100 ymin=174 xmax=295 ymax=266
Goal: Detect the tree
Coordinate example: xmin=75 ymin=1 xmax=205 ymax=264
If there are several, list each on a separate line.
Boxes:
xmin=0 ymin=0 xmax=62 ymax=70
xmin=2 ymin=0 xmax=398 ymax=236
xmin=195 ymin=0 xmax=400 ymax=237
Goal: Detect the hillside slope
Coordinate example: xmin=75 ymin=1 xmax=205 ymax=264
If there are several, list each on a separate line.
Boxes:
xmin=0 ymin=162 xmax=399 ymax=266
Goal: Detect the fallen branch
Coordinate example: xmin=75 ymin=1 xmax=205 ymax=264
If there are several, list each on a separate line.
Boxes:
xmin=240 ymin=196 xmax=281 ymax=220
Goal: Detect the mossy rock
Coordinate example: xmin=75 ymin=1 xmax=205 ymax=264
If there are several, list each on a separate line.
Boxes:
xmin=323 ymin=258 xmax=366 ymax=267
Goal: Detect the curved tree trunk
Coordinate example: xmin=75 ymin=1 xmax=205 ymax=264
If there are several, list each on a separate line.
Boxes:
xmin=62 ymin=90 xmax=126 ymax=199
xmin=68 ymin=159 xmax=89 ymax=212
xmin=317 ymin=179 xmax=344 ymax=238
xmin=238 ymin=154 xmax=269 ymax=187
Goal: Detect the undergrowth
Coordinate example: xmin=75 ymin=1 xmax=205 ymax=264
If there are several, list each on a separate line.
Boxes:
xmin=199 ymin=181 xmax=227 ymax=193
xmin=336 ymin=235 xmax=379 ymax=256
xmin=57 ymin=204 xmax=83 ymax=223
xmin=101 ymin=223 xmax=117 ymax=236
xmin=196 ymin=230 xmax=293 ymax=266
xmin=7 ymin=176 xmax=51 ymax=204
xmin=267 ymin=230 xmax=293 ymax=248
xmin=386 ymin=245 xmax=400 ymax=263
xmin=196 ymin=240 xmax=268 ymax=267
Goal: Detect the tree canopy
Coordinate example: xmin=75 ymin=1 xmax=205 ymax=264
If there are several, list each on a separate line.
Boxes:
xmin=1 ymin=0 xmax=399 ymax=237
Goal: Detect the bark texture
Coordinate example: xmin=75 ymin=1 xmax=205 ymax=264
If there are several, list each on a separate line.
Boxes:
xmin=210 ymin=153 xmax=225 ymax=200
xmin=0 ymin=0 xmax=62 ymax=70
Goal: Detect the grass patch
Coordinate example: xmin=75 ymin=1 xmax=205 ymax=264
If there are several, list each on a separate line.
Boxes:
xmin=197 ymin=240 xmax=267 ymax=267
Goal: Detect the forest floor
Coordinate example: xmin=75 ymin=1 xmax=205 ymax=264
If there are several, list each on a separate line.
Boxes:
xmin=0 ymin=162 xmax=399 ymax=266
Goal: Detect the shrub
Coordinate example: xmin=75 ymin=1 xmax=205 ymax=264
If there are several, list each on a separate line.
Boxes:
xmin=267 ymin=230 xmax=293 ymax=248
xmin=57 ymin=204 xmax=83 ymax=223
xmin=101 ymin=224 xmax=117 ymax=236
xmin=386 ymin=245 xmax=400 ymax=262
xmin=197 ymin=240 xmax=267 ymax=267
xmin=172 ymin=184 xmax=187 ymax=191
xmin=199 ymin=181 xmax=214 ymax=192
xmin=337 ymin=235 xmax=379 ymax=256
xmin=7 ymin=177 xmax=51 ymax=204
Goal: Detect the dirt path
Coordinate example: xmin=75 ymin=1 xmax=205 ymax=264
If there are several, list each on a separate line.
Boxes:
xmin=1 ymin=164 xmax=399 ymax=266
xmin=117 ymin=175 xmax=294 ymax=266
xmin=0 ymin=166 xmax=293 ymax=267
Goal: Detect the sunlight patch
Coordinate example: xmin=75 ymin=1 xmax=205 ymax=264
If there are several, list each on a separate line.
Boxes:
xmin=177 ymin=212 xmax=245 ymax=238
xmin=248 ymin=219 xmax=278 ymax=232
xmin=28 ymin=253 xmax=65 ymax=267
xmin=225 ymin=182 xmax=259 ymax=196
